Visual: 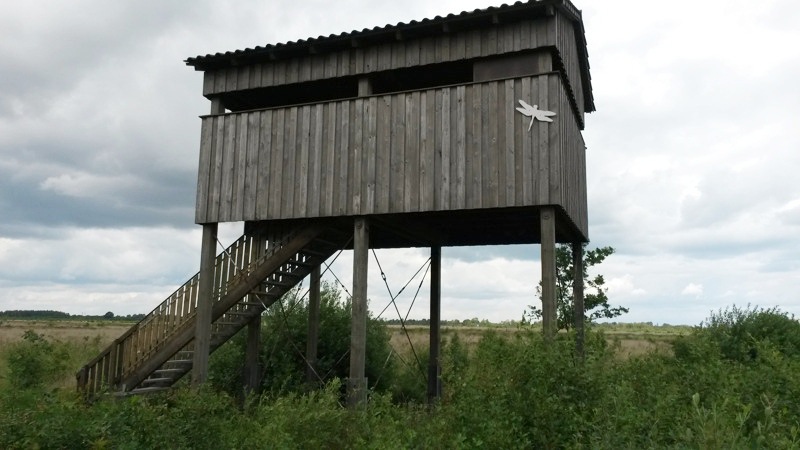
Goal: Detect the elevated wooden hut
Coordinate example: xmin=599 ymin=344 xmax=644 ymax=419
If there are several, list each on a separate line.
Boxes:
xmin=78 ymin=0 xmax=594 ymax=404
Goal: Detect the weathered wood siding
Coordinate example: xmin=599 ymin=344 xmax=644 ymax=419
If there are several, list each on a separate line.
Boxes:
xmin=202 ymin=19 xmax=556 ymax=96
xmin=555 ymin=13 xmax=585 ymax=122
xmin=195 ymin=73 xmax=587 ymax=236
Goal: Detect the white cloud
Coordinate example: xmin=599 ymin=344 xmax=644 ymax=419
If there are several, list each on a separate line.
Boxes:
xmin=681 ymin=283 xmax=704 ymax=297
xmin=606 ymin=274 xmax=646 ymax=297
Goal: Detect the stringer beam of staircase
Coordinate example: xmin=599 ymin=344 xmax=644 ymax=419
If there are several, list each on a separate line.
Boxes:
xmin=76 ymin=222 xmax=349 ymax=397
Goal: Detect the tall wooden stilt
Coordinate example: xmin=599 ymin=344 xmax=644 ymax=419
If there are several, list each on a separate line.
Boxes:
xmin=306 ymin=265 xmax=322 ymax=385
xmin=427 ymin=245 xmax=442 ymax=404
xmin=243 ymin=227 xmax=264 ymax=393
xmin=573 ymin=242 xmax=585 ymax=358
xmin=192 ymin=98 xmax=226 ymax=386
xmin=348 ymin=217 xmax=369 ymax=407
xmin=192 ymin=223 xmax=217 ymax=385
xmin=540 ymin=207 xmax=557 ymax=340
xmin=244 ymin=315 xmax=261 ymax=392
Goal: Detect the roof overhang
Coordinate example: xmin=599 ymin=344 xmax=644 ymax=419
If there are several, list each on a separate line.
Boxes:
xmin=185 ymin=0 xmax=594 ymax=113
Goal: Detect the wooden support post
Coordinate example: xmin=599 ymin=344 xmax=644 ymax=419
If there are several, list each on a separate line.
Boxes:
xmin=193 ymin=99 xmax=225 ymax=386
xmin=192 ymin=223 xmax=218 ymax=385
xmin=427 ymin=245 xmax=442 ymax=404
xmin=243 ymin=227 xmax=264 ymax=393
xmin=573 ymin=242 xmax=585 ymax=358
xmin=244 ymin=315 xmax=261 ymax=392
xmin=210 ymin=97 xmax=225 ymax=115
xmin=358 ymin=77 xmax=372 ymax=96
xmin=540 ymin=207 xmax=557 ymax=340
xmin=306 ymin=265 xmax=322 ymax=385
xmin=348 ymin=217 xmax=369 ymax=408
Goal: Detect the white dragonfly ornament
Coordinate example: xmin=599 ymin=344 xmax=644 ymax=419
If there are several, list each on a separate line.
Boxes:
xmin=515 ymin=99 xmax=556 ymax=130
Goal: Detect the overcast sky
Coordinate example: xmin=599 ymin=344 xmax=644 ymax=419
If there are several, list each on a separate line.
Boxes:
xmin=1 ymin=0 xmax=799 ymax=325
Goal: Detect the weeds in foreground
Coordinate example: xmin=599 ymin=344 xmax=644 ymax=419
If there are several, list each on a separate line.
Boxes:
xmin=0 ymin=305 xmax=798 ymax=448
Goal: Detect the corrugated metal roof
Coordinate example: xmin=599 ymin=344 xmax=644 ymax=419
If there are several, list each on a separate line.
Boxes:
xmin=185 ymin=0 xmax=593 ymax=112
xmin=185 ymin=0 xmax=579 ymax=70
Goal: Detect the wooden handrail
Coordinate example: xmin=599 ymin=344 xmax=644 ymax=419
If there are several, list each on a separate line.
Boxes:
xmin=76 ymin=229 xmax=296 ymax=395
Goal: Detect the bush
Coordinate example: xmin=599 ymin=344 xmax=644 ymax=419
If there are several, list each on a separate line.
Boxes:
xmin=210 ymin=282 xmax=394 ymax=398
xmin=697 ymin=305 xmax=800 ymax=363
xmin=4 ymin=331 xmax=70 ymax=390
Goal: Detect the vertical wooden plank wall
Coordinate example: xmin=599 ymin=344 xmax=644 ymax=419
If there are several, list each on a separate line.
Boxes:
xmin=555 ymin=13 xmax=586 ymax=123
xmin=200 ymin=18 xmax=563 ymax=97
xmin=195 ymin=73 xmax=587 ymax=236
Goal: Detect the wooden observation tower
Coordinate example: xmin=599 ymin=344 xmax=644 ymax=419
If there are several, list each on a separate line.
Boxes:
xmin=78 ymin=0 xmax=594 ymax=404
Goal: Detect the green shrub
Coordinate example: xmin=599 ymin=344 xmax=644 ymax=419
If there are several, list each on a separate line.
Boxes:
xmin=699 ymin=305 xmax=800 ymax=363
xmin=5 ymin=330 xmax=70 ymax=390
xmin=209 ymin=282 xmax=394 ymax=399
xmin=2 ymin=302 xmax=799 ymax=447
xmin=666 ymin=305 xmax=800 ymax=446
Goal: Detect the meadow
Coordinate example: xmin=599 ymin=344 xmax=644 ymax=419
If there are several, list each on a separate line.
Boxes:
xmin=0 ymin=307 xmax=799 ymax=448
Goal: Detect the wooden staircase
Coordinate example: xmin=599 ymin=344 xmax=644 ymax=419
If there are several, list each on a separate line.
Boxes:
xmin=76 ymin=222 xmax=349 ymax=398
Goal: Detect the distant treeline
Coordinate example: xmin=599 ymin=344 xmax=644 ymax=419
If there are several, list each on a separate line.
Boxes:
xmin=380 ymin=318 xmax=518 ymax=327
xmin=0 ymin=310 xmax=145 ymax=321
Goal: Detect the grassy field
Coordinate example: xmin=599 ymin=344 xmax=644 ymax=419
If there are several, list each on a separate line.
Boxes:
xmin=1 ymin=319 xmax=690 ymax=351
xmin=1 ymin=309 xmax=799 ymax=448
xmin=387 ymin=322 xmax=690 ymax=359
xmin=0 ymin=319 xmax=132 ymax=344
xmin=0 ymin=319 xmax=689 ymax=384
xmin=0 ymin=319 xmax=133 ymax=390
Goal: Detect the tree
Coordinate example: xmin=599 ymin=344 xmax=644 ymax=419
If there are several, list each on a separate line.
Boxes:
xmin=524 ymin=244 xmax=628 ymax=331
xmin=103 ymin=311 xmax=115 ymax=319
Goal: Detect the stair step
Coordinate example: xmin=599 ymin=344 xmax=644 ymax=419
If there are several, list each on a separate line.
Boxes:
xmin=141 ymin=377 xmax=174 ymax=386
xmin=272 ymin=270 xmax=302 ymax=278
xmin=263 ymin=279 xmax=296 ymax=287
xmin=153 ymin=368 xmax=186 ymax=376
xmin=273 ymin=268 xmax=303 ymax=279
xmin=284 ymin=259 xmax=315 ymax=268
xmin=238 ymin=302 xmax=269 ymax=310
xmin=164 ymin=359 xmax=193 ymax=367
xmin=224 ymin=309 xmax=260 ymax=315
xmin=126 ymin=386 xmax=171 ymax=396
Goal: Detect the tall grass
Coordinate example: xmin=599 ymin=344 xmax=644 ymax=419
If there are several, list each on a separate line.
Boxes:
xmin=0 ymin=306 xmax=798 ymax=448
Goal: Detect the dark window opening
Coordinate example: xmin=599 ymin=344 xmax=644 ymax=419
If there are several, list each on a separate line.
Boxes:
xmin=370 ymin=60 xmax=474 ymax=94
xmin=216 ymin=60 xmax=475 ymax=113
xmin=221 ymin=76 xmax=360 ymax=112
